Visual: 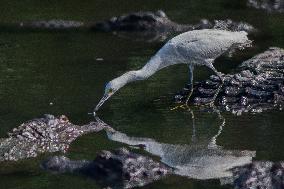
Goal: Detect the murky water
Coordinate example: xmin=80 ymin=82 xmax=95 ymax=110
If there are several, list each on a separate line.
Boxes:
xmin=0 ymin=0 xmax=283 ymax=188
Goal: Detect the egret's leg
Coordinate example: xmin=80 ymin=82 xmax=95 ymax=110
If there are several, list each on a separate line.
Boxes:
xmin=171 ymin=64 xmax=194 ymax=110
xmin=203 ymin=60 xmax=224 ymax=106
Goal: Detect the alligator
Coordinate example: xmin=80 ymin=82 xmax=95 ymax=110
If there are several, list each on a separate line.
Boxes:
xmin=42 ymin=153 xmax=284 ymax=189
xmin=247 ymin=0 xmax=284 ymax=13
xmin=0 ymin=114 xmax=112 ymax=161
xmin=1 ymin=11 xmax=256 ymax=41
xmin=15 ymin=11 xmax=255 ymax=32
xmin=93 ymin=14 xmax=256 ymax=42
xmin=42 ymin=148 xmax=172 ymax=189
xmin=174 ymin=47 xmax=284 ymax=115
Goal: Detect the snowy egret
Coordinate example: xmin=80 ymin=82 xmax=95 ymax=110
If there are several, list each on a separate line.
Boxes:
xmin=94 ymin=29 xmax=251 ymax=114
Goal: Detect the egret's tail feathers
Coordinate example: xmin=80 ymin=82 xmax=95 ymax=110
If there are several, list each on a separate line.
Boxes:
xmin=238 ymin=39 xmax=253 ymax=50
xmin=239 ymin=30 xmax=248 ymax=36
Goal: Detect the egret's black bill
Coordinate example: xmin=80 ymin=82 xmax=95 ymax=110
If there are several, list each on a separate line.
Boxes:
xmin=94 ymin=94 xmax=110 ymax=113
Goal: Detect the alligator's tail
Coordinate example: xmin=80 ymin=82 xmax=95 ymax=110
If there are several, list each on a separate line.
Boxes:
xmin=0 ymin=20 xmax=89 ymax=31
xmin=19 ymin=20 xmax=86 ymax=30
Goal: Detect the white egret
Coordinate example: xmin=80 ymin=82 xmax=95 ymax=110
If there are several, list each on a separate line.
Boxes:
xmin=94 ymin=29 xmax=251 ymax=114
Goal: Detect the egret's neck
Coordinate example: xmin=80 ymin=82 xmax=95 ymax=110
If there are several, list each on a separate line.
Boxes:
xmin=113 ymin=54 xmax=162 ymax=88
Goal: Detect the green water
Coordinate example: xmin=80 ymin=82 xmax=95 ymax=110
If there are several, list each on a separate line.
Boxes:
xmin=0 ymin=0 xmax=284 ymax=188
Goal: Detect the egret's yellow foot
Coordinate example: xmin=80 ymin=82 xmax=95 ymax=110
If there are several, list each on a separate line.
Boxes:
xmin=170 ymin=103 xmax=189 ymax=110
xmin=171 ymin=86 xmax=193 ymax=111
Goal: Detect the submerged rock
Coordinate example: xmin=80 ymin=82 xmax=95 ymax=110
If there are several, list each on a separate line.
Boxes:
xmin=42 ymin=148 xmax=172 ymax=188
xmin=247 ymin=0 xmax=284 ymax=13
xmin=175 ymin=47 xmax=284 ymax=115
xmin=0 ymin=114 xmax=111 ymax=161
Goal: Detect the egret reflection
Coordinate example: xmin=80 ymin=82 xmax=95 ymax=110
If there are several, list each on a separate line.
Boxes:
xmin=98 ymin=110 xmax=256 ymax=181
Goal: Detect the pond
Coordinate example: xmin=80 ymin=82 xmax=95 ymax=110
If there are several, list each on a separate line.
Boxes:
xmin=0 ymin=0 xmax=283 ymax=188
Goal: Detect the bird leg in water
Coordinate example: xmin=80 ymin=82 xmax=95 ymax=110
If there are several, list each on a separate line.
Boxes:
xmin=185 ymin=64 xmax=194 ymax=104
xmin=171 ymin=65 xmax=194 ymax=110
xmin=207 ymin=105 xmax=226 ymax=149
xmin=202 ymin=60 xmax=224 ymax=107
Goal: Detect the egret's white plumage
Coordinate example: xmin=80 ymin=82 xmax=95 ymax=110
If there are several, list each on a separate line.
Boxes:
xmin=94 ymin=29 xmax=251 ymax=113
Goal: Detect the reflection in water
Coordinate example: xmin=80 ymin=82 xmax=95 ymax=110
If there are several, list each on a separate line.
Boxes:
xmin=102 ymin=110 xmax=256 ymax=181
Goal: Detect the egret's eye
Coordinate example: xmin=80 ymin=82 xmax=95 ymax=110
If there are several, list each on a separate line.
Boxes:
xmin=108 ymin=88 xmax=113 ymax=93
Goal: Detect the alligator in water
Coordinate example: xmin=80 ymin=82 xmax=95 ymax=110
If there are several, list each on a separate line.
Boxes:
xmin=174 ymin=47 xmax=284 ymax=115
xmin=0 ymin=114 xmax=112 ymax=161
xmin=42 ymin=151 xmax=284 ymax=189
xmin=1 ymin=11 xmax=256 ymax=42
xmin=41 ymin=119 xmax=284 ymax=189
xmin=247 ymin=0 xmax=284 ymax=13
xmin=42 ymin=148 xmax=172 ymax=189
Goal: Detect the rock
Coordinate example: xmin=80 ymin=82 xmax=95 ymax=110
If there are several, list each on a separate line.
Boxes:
xmin=0 ymin=114 xmax=112 ymax=161
xmin=174 ymin=47 xmax=284 ymax=115
xmin=42 ymin=148 xmax=172 ymax=188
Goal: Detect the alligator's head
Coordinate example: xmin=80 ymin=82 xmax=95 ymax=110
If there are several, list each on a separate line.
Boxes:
xmin=1 ymin=114 xmax=112 ymax=161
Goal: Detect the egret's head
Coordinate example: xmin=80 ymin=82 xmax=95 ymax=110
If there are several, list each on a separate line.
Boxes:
xmin=94 ymin=71 xmax=135 ymax=114
xmin=94 ymin=80 xmax=122 ymax=112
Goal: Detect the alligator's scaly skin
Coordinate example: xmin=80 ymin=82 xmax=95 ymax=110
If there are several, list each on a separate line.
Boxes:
xmin=175 ymin=47 xmax=284 ymax=115
xmin=247 ymin=0 xmax=284 ymax=13
xmin=42 ymin=148 xmax=172 ymax=189
xmin=232 ymin=161 xmax=284 ymax=189
xmin=0 ymin=114 xmax=110 ymax=161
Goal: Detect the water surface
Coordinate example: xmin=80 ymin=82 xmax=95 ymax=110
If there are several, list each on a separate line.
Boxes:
xmin=0 ymin=0 xmax=284 ymax=188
